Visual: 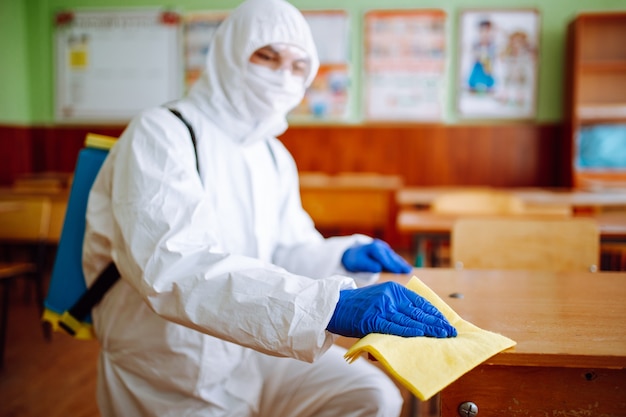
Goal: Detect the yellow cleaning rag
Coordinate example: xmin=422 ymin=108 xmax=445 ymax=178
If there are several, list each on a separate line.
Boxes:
xmin=344 ymin=276 xmax=516 ymax=401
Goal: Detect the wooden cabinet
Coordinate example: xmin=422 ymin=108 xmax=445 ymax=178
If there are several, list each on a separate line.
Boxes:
xmin=565 ymin=12 xmax=626 ymax=188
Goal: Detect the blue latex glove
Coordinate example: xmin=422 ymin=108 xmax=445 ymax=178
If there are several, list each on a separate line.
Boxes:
xmin=327 ymin=281 xmax=457 ymax=339
xmin=342 ymin=239 xmax=412 ymax=274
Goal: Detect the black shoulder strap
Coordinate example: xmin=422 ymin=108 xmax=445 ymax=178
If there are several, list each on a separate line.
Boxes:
xmin=59 ymin=262 xmax=119 ymax=336
xmin=59 ymin=109 xmax=200 ymax=337
xmin=266 ymin=140 xmax=278 ymax=171
xmin=168 ymin=108 xmax=200 ymax=175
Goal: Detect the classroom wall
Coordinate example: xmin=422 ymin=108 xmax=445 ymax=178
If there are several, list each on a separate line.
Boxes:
xmin=0 ymin=0 xmax=31 ymax=124
xmin=2 ymin=0 xmax=624 ymax=125
xmin=0 ymin=0 xmax=624 ymax=187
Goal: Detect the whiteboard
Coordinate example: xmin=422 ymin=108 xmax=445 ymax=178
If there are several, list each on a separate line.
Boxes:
xmin=54 ymin=9 xmax=183 ymax=123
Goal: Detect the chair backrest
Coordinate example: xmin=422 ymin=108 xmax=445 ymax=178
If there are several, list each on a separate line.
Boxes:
xmin=432 ymin=189 xmax=525 ymax=215
xmin=299 ymin=172 xmax=402 ymax=241
xmin=451 ymin=217 xmax=600 ymax=272
xmin=0 ymin=197 xmax=51 ymax=242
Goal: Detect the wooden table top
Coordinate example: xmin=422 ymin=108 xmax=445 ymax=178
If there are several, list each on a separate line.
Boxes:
xmin=300 ymin=173 xmax=403 ymax=190
xmin=396 ymin=209 xmax=626 ymax=239
xmin=397 ymin=186 xmax=626 ymax=208
xmin=0 ymin=187 xmax=69 ymax=200
xmin=381 ymin=268 xmax=626 ymax=369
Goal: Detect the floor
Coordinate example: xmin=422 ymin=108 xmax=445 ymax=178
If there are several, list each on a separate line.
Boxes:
xmin=0 ymin=284 xmax=100 ymax=417
xmin=1 ymin=280 xmax=436 ymax=417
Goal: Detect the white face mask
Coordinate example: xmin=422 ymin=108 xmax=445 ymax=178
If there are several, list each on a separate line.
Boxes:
xmin=244 ymin=62 xmax=305 ymax=120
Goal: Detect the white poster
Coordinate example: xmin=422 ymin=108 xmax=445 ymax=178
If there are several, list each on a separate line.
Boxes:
xmin=54 ymin=9 xmax=183 ymax=123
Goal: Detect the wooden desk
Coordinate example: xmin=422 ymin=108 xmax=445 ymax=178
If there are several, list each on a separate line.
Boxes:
xmin=582 ymin=211 xmax=626 ymax=242
xmin=380 ymin=269 xmax=626 ymax=416
xmin=13 ymin=171 xmax=73 ymax=192
xmin=0 ymin=201 xmax=23 ymax=214
xmin=515 ymin=187 xmax=626 ymax=209
xmin=299 ymin=173 xmax=402 ymax=242
xmin=397 ymin=209 xmax=626 ymax=267
xmin=398 ymin=210 xmax=626 ymax=240
xmin=397 ymin=186 xmax=626 ymax=211
xmin=0 ymin=188 xmax=68 ymax=243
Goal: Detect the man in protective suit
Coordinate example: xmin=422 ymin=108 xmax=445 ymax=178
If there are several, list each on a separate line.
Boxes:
xmin=83 ymin=0 xmax=456 ymax=416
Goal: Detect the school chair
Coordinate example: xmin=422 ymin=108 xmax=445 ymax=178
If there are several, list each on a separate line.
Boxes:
xmin=299 ymin=172 xmax=403 ymax=243
xmin=451 ymin=217 xmax=600 ymax=272
xmin=0 ymin=197 xmax=52 ymax=368
xmin=422 ymin=189 xmax=572 ymax=267
xmin=412 ymin=189 xmax=519 ymax=267
xmin=431 ymin=189 xmax=526 ymax=215
xmin=600 ymin=243 xmax=626 ymax=271
xmin=596 ymin=207 xmax=626 ymax=271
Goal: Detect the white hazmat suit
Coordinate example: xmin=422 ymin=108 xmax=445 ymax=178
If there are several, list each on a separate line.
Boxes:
xmin=83 ymin=0 xmax=403 ymax=416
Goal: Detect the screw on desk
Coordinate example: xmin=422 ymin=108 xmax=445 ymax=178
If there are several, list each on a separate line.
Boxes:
xmin=458 ymin=401 xmax=478 ymax=417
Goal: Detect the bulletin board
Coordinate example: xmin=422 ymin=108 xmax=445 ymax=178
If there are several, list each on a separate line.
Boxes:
xmin=54 ymin=9 xmax=183 ymax=124
xmin=364 ymin=10 xmax=447 ymax=121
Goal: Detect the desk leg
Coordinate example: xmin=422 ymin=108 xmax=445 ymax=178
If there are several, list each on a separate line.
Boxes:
xmin=408 ymin=394 xmax=439 ymax=417
xmin=408 ymin=395 xmax=419 ymax=417
xmin=430 ymin=238 xmax=440 ymax=267
xmin=414 ymin=236 xmax=425 ymax=267
xmin=0 ymin=278 xmax=11 ymax=370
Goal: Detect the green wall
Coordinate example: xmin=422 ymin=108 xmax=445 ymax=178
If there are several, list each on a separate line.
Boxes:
xmin=3 ymin=0 xmax=625 ymax=125
xmin=0 ymin=0 xmax=31 ymax=124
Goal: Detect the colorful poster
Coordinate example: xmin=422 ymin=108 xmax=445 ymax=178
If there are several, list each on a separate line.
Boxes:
xmin=183 ymin=11 xmax=228 ymax=88
xmin=457 ymin=9 xmax=540 ymax=119
xmin=183 ymin=9 xmax=351 ymax=121
xmin=290 ymin=11 xmax=351 ymax=121
xmin=364 ymin=10 xmax=447 ymax=121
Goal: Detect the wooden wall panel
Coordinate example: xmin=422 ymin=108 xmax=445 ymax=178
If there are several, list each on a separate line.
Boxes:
xmin=0 ymin=125 xmax=34 ymax=185
xmin=281 ymin=123 xmax=563 ymax=186
xmin=0 ymin=125 xmax=125 ymax=185
xmin=32 ymin=126 xmax=125 ymax=174
xmin=0 ymin=123 xmax=564 ymax=187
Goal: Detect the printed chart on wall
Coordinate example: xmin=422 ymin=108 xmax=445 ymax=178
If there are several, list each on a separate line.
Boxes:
xmin=457 ymin=9 xmax=540 ymax=120
xmin=292 ymin=10 xmax=351 ymax=121
xmin=54 ymin=9 xmax=183 ymax=123
xmin=183 ymin=11 xmax=229 ymax=89
xmin=364 ymin=10 xmax=447 ymax=121
xmin=184 ymin=9 xmax=351 ymax=121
